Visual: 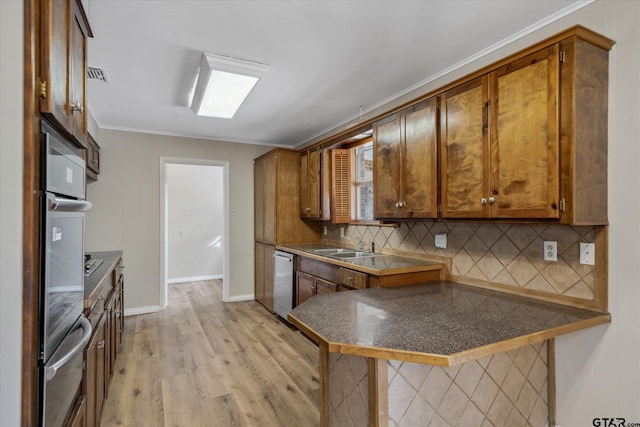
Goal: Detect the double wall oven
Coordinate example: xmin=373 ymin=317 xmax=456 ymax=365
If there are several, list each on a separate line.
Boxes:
xmin=38 ymin=121 xmax=92 ymax=427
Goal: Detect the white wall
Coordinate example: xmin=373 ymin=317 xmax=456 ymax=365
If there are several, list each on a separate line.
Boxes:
xmin=533 ymin=3 xmax=640 ymax=425
xmin=0 ymin=1 xmax=23 ymax=425
xmin=84 ymin=129 xmax=271 ymax=312
xmin=167 ymin=163 xmax=224 ymax=282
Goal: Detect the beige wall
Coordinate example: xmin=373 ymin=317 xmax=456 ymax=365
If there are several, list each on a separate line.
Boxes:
xmin=84 ymin=129 xmax=271 ymax=312
xmin=0 ymin=1 xmax=23 ymax=425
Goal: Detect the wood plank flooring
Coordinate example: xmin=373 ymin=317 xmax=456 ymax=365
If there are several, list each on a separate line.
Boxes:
xmin=101 ymin=280 xmax=320 ymax=427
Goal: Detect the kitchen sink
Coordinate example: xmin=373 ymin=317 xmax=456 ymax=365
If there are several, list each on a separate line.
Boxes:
xmin=311 ymin=248 xmax=379 ymax=259
xmin=329 ymin=252 xmax=377 ymax=259
xmin=312 ymin=248 xmax=355 ymax=255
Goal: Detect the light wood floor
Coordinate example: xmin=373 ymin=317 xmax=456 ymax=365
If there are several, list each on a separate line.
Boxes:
xmin=101 ymin=280 xmax=320 ymax=427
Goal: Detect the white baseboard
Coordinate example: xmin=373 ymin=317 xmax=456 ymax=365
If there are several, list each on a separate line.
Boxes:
xmin=124 ymin=305 xmax=163 ymax=317
xmin=228 ymin=294 xmax=255 ymax=302
xmin=167 ymin=274 xmax=222 ymax=284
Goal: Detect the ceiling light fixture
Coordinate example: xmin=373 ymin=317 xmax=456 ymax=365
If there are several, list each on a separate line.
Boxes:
xmin=190 ymin=53 xmax=268 ymax=119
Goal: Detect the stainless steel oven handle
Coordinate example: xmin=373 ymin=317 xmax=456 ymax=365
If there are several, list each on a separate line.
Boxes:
xmin=44 ymin=317 xmax=92 ymax=381
xmin=49 ymin=198 xmax=92 ymax=212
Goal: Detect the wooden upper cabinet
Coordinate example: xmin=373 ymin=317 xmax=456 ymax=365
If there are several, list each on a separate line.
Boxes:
xmin=491 ymin=45 xmax=560 ymax=219
xmin=41 ymin=0 xmax=92 ymax=148
xmin=441 ymin=46 xmax=560 ymax=219
xmin=254 ymin=149 xmax=322 ymax=245
xmin=440 ymin=77 xmax=489 ymax=218
xmin=374 ymin=97 xmax=438 ymax=219
xmin=300 ymin=148 xmax=324 ymax=219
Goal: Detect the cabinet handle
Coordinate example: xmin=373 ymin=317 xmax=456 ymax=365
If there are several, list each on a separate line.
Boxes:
xmin=305 ymin=207 xmax=311 ymax=212
xmin=488 ymin=197 xmax=495 ymax=204
xmin=70 ymin=101 xmax=84 ymax=113
xmin=481 ymin=198 xmax=487 ymax=205
xmin=98 ymin=340 xmax=105 ymax=349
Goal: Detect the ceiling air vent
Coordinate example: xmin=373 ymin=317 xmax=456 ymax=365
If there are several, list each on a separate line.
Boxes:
xmin=87 ymin=66 xmax=111 ymax=84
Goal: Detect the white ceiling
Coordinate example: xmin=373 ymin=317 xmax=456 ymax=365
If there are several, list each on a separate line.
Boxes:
xmin=86 ymin=0 xmax=587 ymax=148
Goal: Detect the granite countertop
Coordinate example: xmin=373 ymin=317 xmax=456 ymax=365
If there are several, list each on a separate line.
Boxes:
xmin=84 ymin=250 xmax=122 ymax=306
xmin=278 ymin=244 xmax=444 ymax=276
xmin=288 ymin=281 xmax=611 ymax=366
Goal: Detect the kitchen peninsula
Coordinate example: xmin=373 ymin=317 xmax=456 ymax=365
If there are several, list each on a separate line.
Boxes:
xmin=289 ymin=281 xmax=610 ymax=426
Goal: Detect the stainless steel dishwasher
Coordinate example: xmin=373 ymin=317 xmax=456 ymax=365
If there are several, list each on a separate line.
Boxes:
xmin=273 ymin=250 xmax=295 ymax=321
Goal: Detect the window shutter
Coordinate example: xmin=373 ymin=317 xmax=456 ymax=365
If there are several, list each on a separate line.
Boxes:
xmin=331 ymin=149 xmax=351 ymax=223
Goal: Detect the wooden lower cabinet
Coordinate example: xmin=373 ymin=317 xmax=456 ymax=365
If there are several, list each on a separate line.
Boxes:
xmin=255 ymin=242 xmax=275 ymax=312
xmin=65 ymin=395 xmax=86 ymax=427
xmin=81 ymin=254 xmax=124 ymax=426
xmin=84 ymin=313 xmax=106 ymax=427
xmin=296 ymin=271 xmax=317 ymax=306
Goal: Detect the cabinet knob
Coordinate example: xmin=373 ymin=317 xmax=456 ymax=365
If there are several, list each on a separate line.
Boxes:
xmin=395 ymin=202 xmax=404 ymax=208
xmin=98 ymin=340 xmax=105 ymax=349
xmin=488 ymin=197 xmax=495 ymax=204
xmin=70 ymin=101 xmax=84 ymax=113
xmin=481 ymin=198 xmax=487 ymax=205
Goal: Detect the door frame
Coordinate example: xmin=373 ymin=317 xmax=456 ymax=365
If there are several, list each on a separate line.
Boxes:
xmin=160 ymin=157 xmax=230 ymax=307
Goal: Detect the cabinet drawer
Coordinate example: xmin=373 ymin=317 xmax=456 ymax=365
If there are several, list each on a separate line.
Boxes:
xmin=339 ymin=268 xmax=368 ymax=289
xmin=297 ymin=257 xmax=340 ymax=283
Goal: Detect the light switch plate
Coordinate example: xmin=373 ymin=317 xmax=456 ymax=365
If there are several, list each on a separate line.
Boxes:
xmin=543 ymin=241 xmax=557 ymax=261
xmin=580 ymin=242 xmax=595 ymax=265
xmin=435 ymin=233 xmax=447 ymax=249
xmin=339 ymin=227 xmax=344 ymax=239
xmin=323 ymin=226 xmax=328 ymax=236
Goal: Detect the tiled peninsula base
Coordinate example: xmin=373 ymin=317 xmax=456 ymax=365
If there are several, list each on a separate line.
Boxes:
xmin=325 ymin=341 xmax=553 ymax=427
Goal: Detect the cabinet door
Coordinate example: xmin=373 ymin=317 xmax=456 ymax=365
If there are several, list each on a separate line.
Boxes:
xmin=315 ymin=278 xmax=337 ymax=294
xmin=254 ymin=243 xmax=265 ymax=304
xmin=299 ymin=151 xmax=309 ymax=217
xmin=373 ymin=114 xmax=402 ymax=218
xmin=84 ymin=313 xmax=106 ymax=427
xmin=401 ymin=98 xmax=438 ymax=218
xmin=263 ymin=245 xmax=275 ymax=311
xmin=307 ymin=148 xmax=321 ymax=218
xmin=254 ymin=159 xmax=265 ymax=243
xmin=69 ymin=0 xmax=88 ymax=146
xmin=296 ymin=271 xmax=316 ymax=306
xmin=41 ymin=0 xmax=71 ymax=130
xmin=490 ymin=46 xmax=560 ymax=218
xmin=440 ymin=76 xmax=490 ymax=218
xmin=262 ymin=154 xmax=277 ymax=245
xmin=104 ymin=294 xmax=113 ymax=397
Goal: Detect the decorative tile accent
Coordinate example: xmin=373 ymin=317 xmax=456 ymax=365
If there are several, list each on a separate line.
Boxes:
xmin=385 ymin=342 xmax=548 ymax=426
xmin=328 ymin=353 xmax=368 ymax=427
xmin=328 ymin=222 xmax=596 ymax=300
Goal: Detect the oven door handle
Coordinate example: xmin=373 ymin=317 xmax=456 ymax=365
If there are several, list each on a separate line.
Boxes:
xmin=49 ymin=198 xmax=92 ymax=212
xmin=44 ymin=317 xmax=92 ymax=381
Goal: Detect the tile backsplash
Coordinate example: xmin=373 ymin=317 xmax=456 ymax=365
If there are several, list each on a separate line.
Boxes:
xmin=326 ymin=222 xmax=598 ymax=301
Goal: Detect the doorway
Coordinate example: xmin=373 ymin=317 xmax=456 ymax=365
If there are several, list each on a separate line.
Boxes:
xmin=160 ymin=157 xmax=230 ymax=308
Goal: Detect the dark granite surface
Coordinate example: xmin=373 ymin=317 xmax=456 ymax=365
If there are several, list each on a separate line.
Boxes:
xmin=278 ymin=244 xmax=444 ymax=275
xmin=289 ymin=281 xmax=610 ymax=363
xmin=84 ymin=251 xmax=122 ymax=303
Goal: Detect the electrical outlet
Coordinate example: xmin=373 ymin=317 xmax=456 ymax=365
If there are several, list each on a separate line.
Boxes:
xmin=543 ymin=241 xmax=557 ymax=261
xmin=580 ymin=242 xmax=595 ymax=265
xmin=435 ymin=233 xmax=447 ymax=249
xmin=339 ymin=227 xmax=344 ymax=239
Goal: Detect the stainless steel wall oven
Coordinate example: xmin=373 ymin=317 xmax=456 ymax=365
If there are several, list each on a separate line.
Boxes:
xmin=38 ymin=121 xmax=92 ymax=427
